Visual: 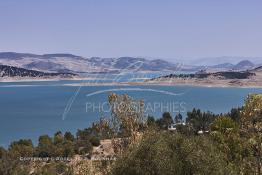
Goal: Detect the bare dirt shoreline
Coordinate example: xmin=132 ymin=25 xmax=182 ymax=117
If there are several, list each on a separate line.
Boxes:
xmin=138 ymin=71 xmax=262 ymax=88
xmin=1 ymin=72 xmax=262 ymax=88
xmin=0 ymin=77 xmax=87 ymax=83
xmin=62 ymin=81 xmax=262 ymax=88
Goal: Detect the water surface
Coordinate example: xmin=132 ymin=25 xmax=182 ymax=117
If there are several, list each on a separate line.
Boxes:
xmin=0 ymin=80 xmax=262 ymax=147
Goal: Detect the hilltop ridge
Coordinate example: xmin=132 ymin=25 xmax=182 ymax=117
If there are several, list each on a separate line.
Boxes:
xmin=0 ymin=64 xmax=77 ymax=81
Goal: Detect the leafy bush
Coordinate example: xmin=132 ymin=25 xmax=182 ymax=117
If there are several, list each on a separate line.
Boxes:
xmin=90 ymin=137 xmax=100 ymax=147
xmin=33 ymin=162 xmax=73 ymax=175
xmin=111 ymin=131 xmax=233 ymax=175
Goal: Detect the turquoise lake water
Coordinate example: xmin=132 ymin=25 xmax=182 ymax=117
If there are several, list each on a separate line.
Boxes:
xmin=1 ymin=79 xmax=262 ymax=147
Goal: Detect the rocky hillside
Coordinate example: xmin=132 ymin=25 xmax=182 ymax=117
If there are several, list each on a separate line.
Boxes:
xmin=252 ymin=66 xmax=262 ymax=72
xmin=144 ymin=70 xmax=262 ymax=87
xmin=152 ymin=71 xmax=255 ymax=81
xmin=0 ymin=64 xmax=76 ymax=78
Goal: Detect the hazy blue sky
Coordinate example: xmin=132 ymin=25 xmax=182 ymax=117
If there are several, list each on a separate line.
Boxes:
xmin=0 ymin=0 xmax=262 ymax=60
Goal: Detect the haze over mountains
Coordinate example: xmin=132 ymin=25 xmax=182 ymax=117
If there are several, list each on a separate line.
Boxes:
xmin=0 ymin=52 xmax=261 ymax=74
xmin=189 ymin=56 xmax=262 ymax=66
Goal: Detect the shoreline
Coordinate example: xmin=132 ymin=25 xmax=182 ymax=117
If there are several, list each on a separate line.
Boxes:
xmin=0 ymin=77 xmax=93 ymax=83
xmin=63 ymin=82 xmax=262 ymax=88
xmin=1 ymin=77 xmax=262 ymax=88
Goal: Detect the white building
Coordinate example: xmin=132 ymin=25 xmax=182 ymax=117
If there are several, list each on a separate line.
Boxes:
xmin=168 ymin=122 xmax=186 ymax=131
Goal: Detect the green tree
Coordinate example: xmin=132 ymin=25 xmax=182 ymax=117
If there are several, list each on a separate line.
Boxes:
xmin=210 ymin=116 xmax=238 ymax=134
xmin=187 ymin=108 xmax=217 ymax=133
xmin=240 ymin=94 xmax=262 ymax=174
xmin=146 ymin=116 xmax=156 ymax=127
xmin=0 ymin=146 xmax=6 ymax=159
xmin=111 ymin=131 xmax=232 ymax=175
xmin=175 ymin=113 xmax=183 ymax=124
xmin=37 ymin=135 xmax=54 ymax=157
xmin=8 ymin=139 xmax=34 ymax=158
xmin=75 ymin=139 xmax=92 ymax=155
xmin=210 ymin=116 xmax=242 ymax=172
xmin=228 ymin=107 xmax=242 ymax=123
xmin=108 ymin=93 xmax=146 ymax=154
xmin=64 ymin=132 xmax=75 ymax=142
xmin=33 ymin=162 xmax=73 ymax=175
xmin=76 ymin=128 xmax=92 ymax=141
xmin=89 ymin=136 xmax=100 ymax=147
xmin=91 ymin=117 xmax=113 ymax=139
xmin=54 ymin=131 xmax=64 ymax=145
xmin=62 ymin=140 xmax=75 ymax=157
xmin=0 ymin=140 xmax=33 ymax=175
xmin=156 ymin=112 xmax=173 ymax=129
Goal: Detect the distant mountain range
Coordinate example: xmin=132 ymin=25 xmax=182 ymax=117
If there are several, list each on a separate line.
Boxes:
xmin=0 ymin=52 xmax=261 ymax=73
xmin=0 ymin=52 xmax=182 ymax=73
xmin=207 ymin=60 xmax=256 ymax=72
xmin=190 ymin=56 xmax=262 ymax=66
